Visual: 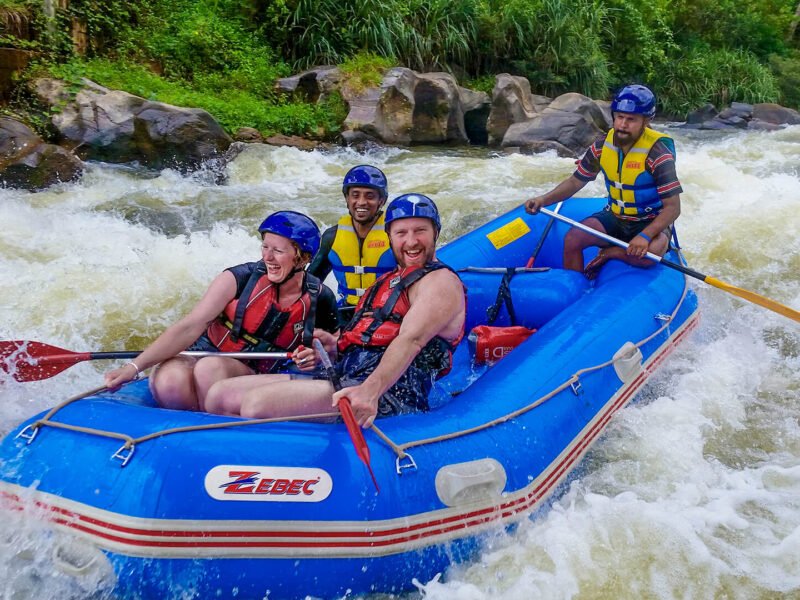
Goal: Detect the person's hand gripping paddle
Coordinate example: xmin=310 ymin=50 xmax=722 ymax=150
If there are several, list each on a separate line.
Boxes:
xmin=312 ymin=339 xmax=379 ymax=492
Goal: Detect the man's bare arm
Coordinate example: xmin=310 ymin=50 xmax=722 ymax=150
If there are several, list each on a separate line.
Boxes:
xmin=334 ymin=269 xmax=465 ymax=426
xmin=524 ymin=176 xmax=588 ymax=214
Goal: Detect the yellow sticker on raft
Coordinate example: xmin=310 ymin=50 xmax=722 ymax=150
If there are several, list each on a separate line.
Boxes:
xmin=486 ymin=217 xmax=531 ymax=250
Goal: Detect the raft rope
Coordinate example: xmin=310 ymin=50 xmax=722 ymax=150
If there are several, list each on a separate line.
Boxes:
xmin=18 ymin=277 xmax=690 ymax=470
xmin=371 ymin=276 xmax=691 ymax=463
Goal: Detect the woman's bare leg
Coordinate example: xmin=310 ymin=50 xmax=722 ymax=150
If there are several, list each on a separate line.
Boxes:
xmin=150 ymin=356 xmax=200 ymax=410
xmin=205 ymin=373 xmax=293 ymax=416
xmin=192 ymin=356 xmax=254 ymax=412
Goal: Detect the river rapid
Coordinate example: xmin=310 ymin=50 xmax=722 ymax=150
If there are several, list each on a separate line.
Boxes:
xmin=0 ymin=126 xmax=799 ymax=599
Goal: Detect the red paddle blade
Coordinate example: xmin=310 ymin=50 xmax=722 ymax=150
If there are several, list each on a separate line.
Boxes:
xmin=338 ymin=398 xmax=379 ymax=492
xmin=0 ymin=341 xmax=87 ymax=382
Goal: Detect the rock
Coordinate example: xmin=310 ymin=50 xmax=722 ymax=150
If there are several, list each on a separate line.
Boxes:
xmin=32 ymin=77 xmax=232 ymax=171
xmin=263 ymin=134 xmax=321 ymax=150
xmin=501 ymin=100 xmax=603 ymax=156
xmin=686 ymin=103 xmax=718 ymax=124
xmin=486 ymin=74 xmax=541 ymax=146
xmin=234 ymin=127 xmax=264 ymax=143
xmin=275 ymin=66 xmax=341 ymax=103
xmin=752 ymin=103 xmax=800 ymax=125
xmin=718 ymin=102 xmax=753 ymax=121
xmin=342 ymin=68 xmax=467 ymax=145
xmin=0 ymin=117 xmax=83 ymax=190
xmin=545 ymin=92 xmax=610 ymax=131
xmin=459 ymin=87 xmax=491 ymax=145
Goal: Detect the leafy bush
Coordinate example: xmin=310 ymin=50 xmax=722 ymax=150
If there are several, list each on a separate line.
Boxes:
xmin=769 ymin=51 xmax=800 ymax=109
xmin=655 ymin=47 xmax=780 ymax=118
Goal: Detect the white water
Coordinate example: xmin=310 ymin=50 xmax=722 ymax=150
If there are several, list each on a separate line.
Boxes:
xmin=1 ymin=127 xmax=799 ymax=599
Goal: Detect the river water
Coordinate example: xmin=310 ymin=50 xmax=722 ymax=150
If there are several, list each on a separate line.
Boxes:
xmin=0 ymin=126 xmax=799 ymax=599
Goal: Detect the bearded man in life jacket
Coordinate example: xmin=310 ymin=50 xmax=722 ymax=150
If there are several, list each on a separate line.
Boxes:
xmin=524 ymin=84 xmax=683 ymax=279
xmin=206 ymin=194 xmax=466 ymax=429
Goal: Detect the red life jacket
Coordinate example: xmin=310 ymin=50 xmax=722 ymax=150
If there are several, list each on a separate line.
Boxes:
xmin=206 ymin=264 xmax=320 ymax=352
xmin=338 ymin=262 xmax=463 ymax=378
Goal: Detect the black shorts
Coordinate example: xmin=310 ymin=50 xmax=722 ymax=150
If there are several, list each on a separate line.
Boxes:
xmin=187 ymin=334 xmax=287 ymax=374
xmin=590 ymin=207 xmax=667 ymax=243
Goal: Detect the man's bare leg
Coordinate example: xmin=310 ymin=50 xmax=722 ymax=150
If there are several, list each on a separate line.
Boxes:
xmin=240 ymin=379 xmax=337 ymax=421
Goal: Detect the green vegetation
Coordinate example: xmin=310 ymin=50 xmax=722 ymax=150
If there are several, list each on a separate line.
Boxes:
xmin=1 ymin=0 xmax=799 ymax=134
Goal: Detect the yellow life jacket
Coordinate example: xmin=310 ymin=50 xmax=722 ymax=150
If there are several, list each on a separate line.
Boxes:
xmin=599 ymin=127 xmax=675 ymax=220
xmin=329 ymin=213 xmax=395 ymax=306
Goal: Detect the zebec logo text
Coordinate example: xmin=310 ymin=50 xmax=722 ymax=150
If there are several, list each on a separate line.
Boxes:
xmin=205 ymin=465 xmax=333 ymax=502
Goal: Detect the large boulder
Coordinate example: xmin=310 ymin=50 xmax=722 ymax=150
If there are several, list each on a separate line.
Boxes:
xmin=500 ymin=92 xmax=607 ymax=156
xmin=752 ymin=103 xmax=800 ymax=126
xmin=486 ymin=74 xmax=544 ymax=146
xmin=342 ymin=68 xmax=467 ymax=145
xmin=33 ymin=78 xmax=232 ymax=171
xmin=0 ymin=117 xmax=83 ymax=190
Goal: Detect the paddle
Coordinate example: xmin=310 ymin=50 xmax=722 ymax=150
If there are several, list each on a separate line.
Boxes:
xmin=312 ymin=339 xmax=379 ymax=492
xmin=0 ymin=340 xmax=290 ymax=383
xmin=540 ymin=207 xmax=800 ymax=324
xmin=526 ymin=200 xmax=563 ymax=268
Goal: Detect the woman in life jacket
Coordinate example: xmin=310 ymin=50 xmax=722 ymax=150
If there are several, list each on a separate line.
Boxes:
xmin=103 ymin=211 xmax=340 ymax=413
xmin=203 ymin=193 xmax=466 ymax=426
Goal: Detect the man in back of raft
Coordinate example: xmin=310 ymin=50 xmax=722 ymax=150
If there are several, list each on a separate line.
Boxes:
xmin=205 ymin=193 xmax=466 ymax=428
xmin=524 ymin=84 xmax=683 ymax=279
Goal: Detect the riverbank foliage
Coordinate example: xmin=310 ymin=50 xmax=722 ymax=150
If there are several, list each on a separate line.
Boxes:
xmin=1 ymin=0 xmax=799 ymax=136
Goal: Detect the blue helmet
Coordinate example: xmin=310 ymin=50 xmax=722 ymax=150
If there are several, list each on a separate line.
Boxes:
xmin=258 ymin=211 xmax=321 ymax=256
xmin=385 ymin=193 xmax=441 ymax=234
xmin=342 ymin=165 xmax=388 ymax=199
xmin=611 ymin=84 xmax=656 ymax=119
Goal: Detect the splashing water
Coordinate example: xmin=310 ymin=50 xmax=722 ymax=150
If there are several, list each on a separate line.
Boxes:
xmin=1 ymin=126 xmax=799 ymax=599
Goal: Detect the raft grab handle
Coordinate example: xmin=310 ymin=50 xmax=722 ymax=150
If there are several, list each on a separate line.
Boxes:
xmin=396 ymin=452 xmax=417 ymax=475
xmin=112 ymin=443 xmax=135 ymax=467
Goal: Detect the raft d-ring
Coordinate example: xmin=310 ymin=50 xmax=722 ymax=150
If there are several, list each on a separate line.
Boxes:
xmin=570 ymin=379 xmax=583 ymax=396
xmin=111 ymin=443 xmax=135 ymax=467
xmin=15 ymin=424 xmax=40 ymax=445
xmin=654 ymin=313 xmax=672 ymax=322
xmin=396 ymin=452 xmax=417 ymax=475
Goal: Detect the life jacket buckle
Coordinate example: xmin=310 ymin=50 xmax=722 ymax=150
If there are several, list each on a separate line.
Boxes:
xmin=396 ymin=452 xmax=417 ymax=475
xmin=15 ymin=423 xmax=40 ymax=445
xmin=352 ymin=265 xmax=366 ymax=274
xmin=111 ymin=443 xmax=135 ymax=467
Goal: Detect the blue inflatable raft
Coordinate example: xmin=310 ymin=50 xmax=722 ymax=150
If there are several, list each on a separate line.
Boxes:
xmin=0 ymin=199 xmax=699 ymax=599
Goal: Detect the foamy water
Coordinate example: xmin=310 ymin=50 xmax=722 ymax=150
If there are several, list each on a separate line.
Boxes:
xmin=1 ymin=126 xmax=799 ymax=599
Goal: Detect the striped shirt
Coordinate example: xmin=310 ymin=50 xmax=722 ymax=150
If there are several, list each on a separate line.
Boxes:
xmin=573 ymin=132 xmax=683 ymax=200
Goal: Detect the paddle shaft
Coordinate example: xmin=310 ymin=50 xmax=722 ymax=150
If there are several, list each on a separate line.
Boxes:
xmin=539 ymin=207 xmax=800 ymax=324
xmin=526 ymin=201 xmax=562 ymax=268
xmin=33 ymin=350 xmax=291 ymax=363
xmin=312 ymin=339 xmax=379 ymax=492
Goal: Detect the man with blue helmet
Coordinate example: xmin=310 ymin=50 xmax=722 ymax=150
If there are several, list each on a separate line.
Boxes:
xmin=104 ymin=211 xmax=339 ymax=413
xmin=205 ymin=194 xmax=466 ymax=427
xmin=525 ymin=84 xmax=683 ymax=279
xmin=308 ymin=165 xmax=396 ymax=320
